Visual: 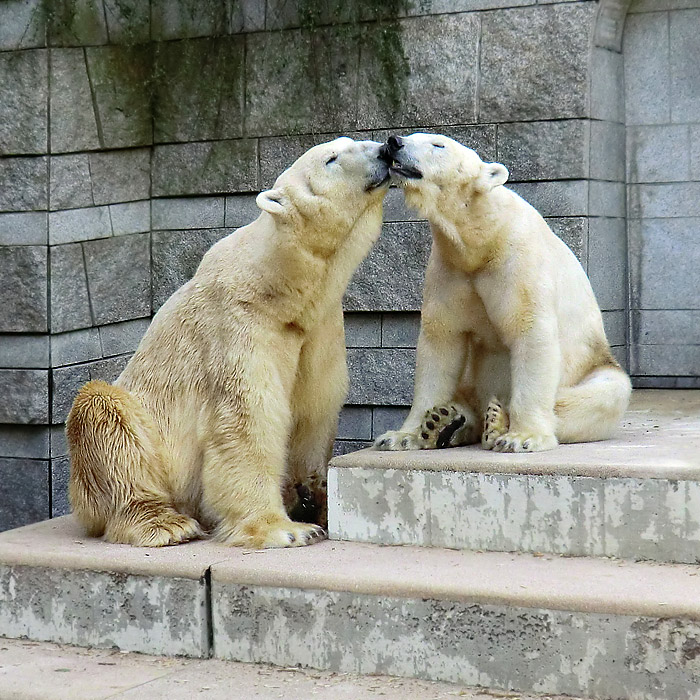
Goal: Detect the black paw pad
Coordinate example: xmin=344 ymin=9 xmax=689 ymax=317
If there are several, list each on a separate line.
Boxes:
xmin=436 ymin=414 xmax=467 ymax=449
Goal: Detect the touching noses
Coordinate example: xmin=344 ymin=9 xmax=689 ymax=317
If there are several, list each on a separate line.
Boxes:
xmin=378 ymin=135 xmax=403 ymax=163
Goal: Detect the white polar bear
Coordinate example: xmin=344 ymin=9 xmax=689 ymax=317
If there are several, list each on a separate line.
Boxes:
xmin=67 ymin=137 xmax=390 ymax=548
xmin=375 ymin=133 xmax=631 ymax=453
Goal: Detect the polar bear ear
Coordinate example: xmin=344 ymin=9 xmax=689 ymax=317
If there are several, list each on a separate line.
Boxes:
xmin=256 ymin=189 xmax=289 ymax=216
xmin=475 ymin=162 xmax=509 ymax=192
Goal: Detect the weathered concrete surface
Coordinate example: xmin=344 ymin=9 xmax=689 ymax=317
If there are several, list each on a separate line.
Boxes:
xmin=329 ymin=391 xmax=700 ymax=562
xmin=211 ymin=541 xmax=700 ymax=700
xmin=0 ymin=638 xmax=573 ymax=700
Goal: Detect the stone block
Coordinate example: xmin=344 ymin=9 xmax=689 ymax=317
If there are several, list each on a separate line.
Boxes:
xmin=103 ymin=0 xmax=150 ymax=44
xmin=88 ymin=149 xmax=150 ymax=206
xmin=633 ymin=310 xmax=700 ymax=346
xmin=0 ymin=458 xmax=49 ymax=531
xmin=479 ymin=3 xmax=594 ymax=122
xmin=51 ymin=328 xmax=102 ymax=367
xmin=329 ymin=467 xmax=431 ymax=544
xmin=601 ymin=310 xmax=626 ymax=347
xmin=49 ymin=243 xmax=93 ymax=334
xmin=51 ymin=456 xmax=71 ymax=518
xmin=52 ymin=356 xmax=130 ymax=424
xmin=344 ymin=222 xmax=432 ymax=311
xmin=382 ymin=313 xmax=421 ymax=348
xmin=590 ymin=47 xmax=624 ymax=123
xmin=509 ymin=180 xmax=588 ymax=218
xmin=628 ymin=182 xmax=700 ymax=219
xmin=0 ymin=246 xmax=47 ymax=333
xmin=0 ymin=157 xmax=48 ymax=213
xmin=343 ymin=313 xmax=381 ymax=348
xmin=231 ymin=0 xmax=266 ymax=31
xmin=152 ymin=229 xmax=231 ymax=310
xmin=245 ymin=27 xmax=359 ymax=136
xmin=152 ymin=140 xmax=258 ymax=196
xmin=99 ymin=318 xmax=150 ymax=358
xmin=333 ymin=440 xmax=373 ymax=457
xmin=0 ymin=426 xmax=50 ymax=460
xmin=497 ymin=120 xmax=589 ymax=181
xmin=407 ymin=0 xmax=535 ymax=11
xmin=590 ymin=120 xmax=625 ymax=182
xmin=357 ymin=14 xmax=479 ymax=129
xmin=154 ymin=37 xmax=244 ymax=143
xmin=627 ymin=124 xmax=690 ymax=184
xmin=337 ymin=407 xmax=372 ymax=441
xmin=382 ymin=187 xmax=420 ymax=223
xmin=152 ymin=198 xmax=225 ymax=231
xmin=49 ymin=154 xmax=93 ymax=211
xmin=588 ymin=180 xmax=625 ymax=218
xmin=632 ymin=345 xmax=700 ymax=378
xmin=372 ymin=406 xmax=410 ymax=438
xmin=109 ymin=201 xmax=150 ymax=236
xmin=0 ymin=213 xmax=47 ymax=246
xmin=691 ymin=125 xmax=700 ymax=181
xmin=0 ymin=0 xmax=45 ymax=50
xmin=151 ymin=0 xmax=229 ymax=40
xmin=224 ymin=196 xmax=261 ymax=228
xmin=49 ymin=49 xmax=100 ymax=153
xmin=630 ymin=0 xmax=700 ymax=9
xmin=623 ymin=13 xmax=671 ymax=126
xmin=0 ymin=49 xmax=48 ymax=155
xmin=0 ymin=335 xmax=49 ymax=370
xmin=629 ymin=217 xmax=700 ymax=310
xmin=346 ymin=348 xmax=415 ymax=405
xmin=84 ymin=45 xmax=153 ymax=150
xmin=545 ymin=217 xmax=587 ymax=265
xmin=49 ymin=206 xmax=112 ymax=245
xmin=669 ymin=10 xmax=700 ymax=124
xmin=83 ymin=233 xmax=151 ymax=326
xmin=0 ymin=370 xmax=49 ymax=424
xmin=50 ymin=425 xmax=69 ymax=458
xmin=47 ymin=0 xmax=108 ymax=46
xmin=588 ymin=217 xmax=626 ymax=311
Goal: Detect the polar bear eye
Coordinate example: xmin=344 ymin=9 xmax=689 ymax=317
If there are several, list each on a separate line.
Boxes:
xmin=432 ymin=143 xmax=445 ymax=149
xmin=326 ymin=155 xmax=338 ymax=165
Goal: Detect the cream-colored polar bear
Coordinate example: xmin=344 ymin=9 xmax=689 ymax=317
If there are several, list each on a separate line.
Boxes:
xmin=67 ymin=137 xmax=390 ymax=548
xmin=375 ymin=133 xmax=631 ymax=453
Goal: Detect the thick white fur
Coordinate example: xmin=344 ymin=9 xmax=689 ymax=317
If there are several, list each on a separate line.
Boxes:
xmin=375 ymin=133 xmax=631 ymax=453
xmin=67 ymin=138 xmax=390 ymax=547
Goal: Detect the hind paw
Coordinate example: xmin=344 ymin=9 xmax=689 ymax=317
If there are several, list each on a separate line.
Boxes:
xmin=481 ymin=397 xmax=509 ymax=449
xmin=374 ymin=430 xmax=426 ymax=451
xmin=420 ymin=404 xmax=477 ymax=448
xmin=106 ymin=508 xmax=203 ymax=547
xmin=492 ymin=431 xmax=558 ymax=453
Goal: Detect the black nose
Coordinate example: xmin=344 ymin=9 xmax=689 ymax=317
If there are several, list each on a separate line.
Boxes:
xmin=378 ymin=135 xmax=403 ymax=164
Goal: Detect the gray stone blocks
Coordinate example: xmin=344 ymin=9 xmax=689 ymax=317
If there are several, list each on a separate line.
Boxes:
xmin=357 ymin=14 xmax=480 ymax=129
xmin=0 ymin=157 xmax=47 ymax=212
xmin=338 ymin=407 xmax=373 ymax=441
xmin=382 ymin=313 xmax=421 ymax=348
xmin=479 ymin=3 xmax=595 ymax=122
xmin=344 ymin=222 xmax=431 ymax=311
xmin=347 ymin=348 xmax=415 ymax=405
xmin=0 ymin=459 xmax=49 ymax=530
xmin=152 ymin=140 xmax=258 ymax=197
xmin=49 ymin=243 xmax=92 ymax=333
xmin=48 ymin=206 xmax=112 ymax=244
xmin=0 ymin=213 xmax=47 ymax=246
xmin=0 ymin=370 xmax=48 ymax=424
xmin=98 ymin=318 xmax=150 ymax=358
xmin=545 ymin=217 xmax=587 ymax=265
xmin=588 ymin=217 xmax=627 ymax=311
xmin=0 ymin=246 xmax=47 ymax=332
xmin=344 ymin=313 xmax=381 ymax=348
xmin=0 ymin=425 xmax=50 ymax=460
xmin=152 ymin=198 xmax=226 ymax=231
xmin=0 ymin=0 xmax=45 ymax=51
xmin=51 ymin=328 xmax=102 ymax=367
xmin=0 ymin=335 xmax=49 ymax=370
xmin=509 ymin=180 xmax=588 ymax=218
xmin=0 ymin=49 xmax=48 ymax=155
xmin=627 ymin=124 xmax=691 ymax=184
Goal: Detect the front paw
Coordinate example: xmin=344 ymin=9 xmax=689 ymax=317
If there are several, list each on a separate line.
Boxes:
xmin=374 ymin=430 xmax=425 ymax=451
xmin=491 ymin=431 xmax=558 ymax=453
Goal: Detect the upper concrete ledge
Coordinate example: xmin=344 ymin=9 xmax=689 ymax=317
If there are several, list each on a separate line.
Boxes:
xmin=331 ymin=390 xmax=700 ymax=480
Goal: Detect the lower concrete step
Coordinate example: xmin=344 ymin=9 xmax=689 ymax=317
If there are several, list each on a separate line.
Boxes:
xmin=329 ymin=390 xmax=700 ymax=563
xmin=1 ymin=517 xmax=700 ymax=700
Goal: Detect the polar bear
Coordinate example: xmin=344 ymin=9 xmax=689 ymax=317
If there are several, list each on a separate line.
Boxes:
xmin=375 ymin=133 xmax=631 ymax=453
xmin=67 ymin=137 xmax=390 ymax=548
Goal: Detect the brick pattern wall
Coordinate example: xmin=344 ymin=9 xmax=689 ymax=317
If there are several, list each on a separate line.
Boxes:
xmin=0 ymin=0 xmax=670 ymax=531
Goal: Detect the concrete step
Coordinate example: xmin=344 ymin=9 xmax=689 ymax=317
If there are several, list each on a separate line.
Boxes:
xmin=329 ymin=390 xmax=700 ymax=563
xmin=1 ymin=517 xmax=700 ymax=700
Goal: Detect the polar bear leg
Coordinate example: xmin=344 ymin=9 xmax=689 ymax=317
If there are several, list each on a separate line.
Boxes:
xmin=555 ymin=366 xmax=632 ymax=443
xmin=286 ymin=311 xmax=348 ymax=528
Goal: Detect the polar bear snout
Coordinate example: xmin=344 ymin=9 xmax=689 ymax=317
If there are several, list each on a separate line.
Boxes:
xmin=382 ymin=134 xmax=423 ymax=181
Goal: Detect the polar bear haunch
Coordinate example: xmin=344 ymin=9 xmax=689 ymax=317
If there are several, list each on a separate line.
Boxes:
xmin=68 ymin=138 xmax=390 ymax=548
xmin=375 ymin=133 xmax=631 ymax=454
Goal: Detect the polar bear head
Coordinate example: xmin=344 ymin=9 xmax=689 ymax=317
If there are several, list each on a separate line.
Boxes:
xmin=380 ymin=133 xmax=509 ymax=218
xmin=256 ymin=138 xmax=390 ymax=244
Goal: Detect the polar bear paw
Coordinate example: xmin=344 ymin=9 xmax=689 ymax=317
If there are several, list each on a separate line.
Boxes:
xmin=491 ymin=431 xmax=558 ymax=453
xmin=374 ymin=430 xmax=426 ymax=451
xmin=481 ymin=397 xmax=509 ymax=449
xmin=217 ymin=514 xmax=326 ymax=549
xmin=419 ymin=404 xmax=477 ymax=448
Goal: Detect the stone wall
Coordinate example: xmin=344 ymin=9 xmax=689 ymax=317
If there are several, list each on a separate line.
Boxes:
xmin=0 ymin=0 xmax=688 ymax=531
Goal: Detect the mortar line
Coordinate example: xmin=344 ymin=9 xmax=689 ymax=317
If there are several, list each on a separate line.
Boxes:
xmin=204 ymin=566 xmax=214 ymax=658
xmin=83 ymin=47 xmax=105 ymax=148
